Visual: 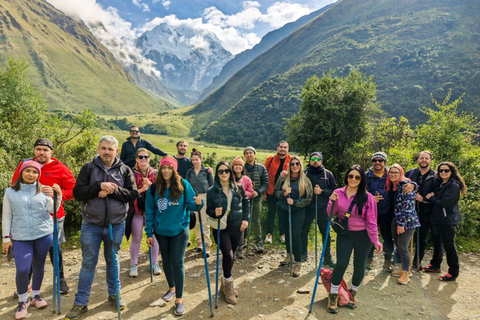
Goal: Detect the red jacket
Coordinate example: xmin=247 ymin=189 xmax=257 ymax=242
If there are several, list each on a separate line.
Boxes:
xmin=11 ymin=158 xmax=76 ymax=219
xmin=264 ymin=154 xmax=291 ymax=195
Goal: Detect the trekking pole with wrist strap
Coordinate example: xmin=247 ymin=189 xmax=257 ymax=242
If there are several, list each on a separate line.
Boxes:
xmin=106 ymin=195 xmax=122 ymax=320
xmin=52 ymin=191 xmax=61 ymax=314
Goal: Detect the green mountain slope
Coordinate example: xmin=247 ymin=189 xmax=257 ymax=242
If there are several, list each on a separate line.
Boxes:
xmin=193 ymin=0 xmax=480 ymax=148
xmin=0 ymin=0 xmax=172 ymax=115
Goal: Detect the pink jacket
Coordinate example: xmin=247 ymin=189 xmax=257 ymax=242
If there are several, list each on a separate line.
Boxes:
xmin=237 ymin=175 xmax=254 ymax=199
xmin=327 ymin=186 xmax=382 ymax=247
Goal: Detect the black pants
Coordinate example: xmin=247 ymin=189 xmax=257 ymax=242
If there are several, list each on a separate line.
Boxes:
xmin=332 ymin=230 xmax=372 ymax=287
xmin=212 ymin=223 xmax=242 ymax=279
xmin=413 ymin=212 xmax=432 ymax=267
xmin=48 ymin=247 xmax=65 ymax=279
xmin=278 ymin=207 xmax=305 ymax=262
xmin=430 ymin=223 xmax=459 ymax=278
xmin=368 ymin=214 xmax=394 ymax=261
xmin=265 ymin=195 xmax=285 ymax=235
xmin=301 ymin=206 xmax=331 ymax=260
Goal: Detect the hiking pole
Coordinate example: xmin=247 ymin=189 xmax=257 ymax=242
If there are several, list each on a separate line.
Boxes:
xmin=148 ymin=245 xmax=153 ymax=283
xmin=415 ymin=200 xmax=420 ymax=271
xmin=309 ymin=200 xmax=335 ymax=313
xmin=315 ymin=193 xmax=318 ymax=268
xmin=106 ymin=195 xmax=122 ymax=320
xmin=52 ymin=191 xmax=61 ymax=314
xmin=215 ymin=216 xmax=221 ymax=309
xmin=246 ymin=196 xmax=254 ymax=257
xmin=288 ymin=195 xmax=293 ymax=276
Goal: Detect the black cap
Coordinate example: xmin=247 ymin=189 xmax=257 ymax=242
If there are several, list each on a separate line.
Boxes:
xmin=34 ymin=138 xmax=53 ymax=150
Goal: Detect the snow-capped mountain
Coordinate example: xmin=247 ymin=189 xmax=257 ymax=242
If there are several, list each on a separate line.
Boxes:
xmin=136 ymin=23 xmax=233 ymax=99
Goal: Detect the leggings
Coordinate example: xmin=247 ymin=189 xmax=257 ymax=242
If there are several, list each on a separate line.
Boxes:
xmin=332 ymin=230 xmax=372 ymax=287
xmin=13 ymin=234 xmax=53 ymax=297
xmin=156 ymin=228 xmax=189 ymax=298
xmin=392 ymin=219 xmax=415 ymax=271
xmin=130 ymin=213 xmax=159 ymax=265
xmin=212 ymin=223 xmax=242 ymax=279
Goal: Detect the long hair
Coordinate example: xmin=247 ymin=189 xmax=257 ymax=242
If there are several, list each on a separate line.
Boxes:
xmin=12 ymin=172 xmax=42 ymax=194
xmin=156 ymin=163 xmax=184 ymax=201
xmin=344 ymin=165 xmax=368 ymax=214
xmin=133 ymin=148 xmax=150 ymax=172
xmin=281 ymin=155 xmax=308 ymax=198
xmin=214 ymin=161 xmax=241 ymax=198
xmin=437 ymin=162 xmax=467 ymax=196
xmin=386 ymin=163 xmax=409 ymax=191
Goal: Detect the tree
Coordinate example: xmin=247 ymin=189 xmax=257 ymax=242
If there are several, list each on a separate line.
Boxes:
xmin=285 ymin=69 xmax=379 ymax=176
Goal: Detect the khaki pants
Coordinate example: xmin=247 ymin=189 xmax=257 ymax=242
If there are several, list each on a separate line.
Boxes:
xmin=194 ymin=193 xmax=212 ymax=252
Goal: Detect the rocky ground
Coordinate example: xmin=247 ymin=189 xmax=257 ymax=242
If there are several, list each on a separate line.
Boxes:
xmin=0 ymin=245 xmax=479 ymax=320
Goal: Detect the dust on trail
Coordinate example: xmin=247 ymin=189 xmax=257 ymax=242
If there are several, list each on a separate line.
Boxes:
xmin=0 ymin=247 xmax=479 ymax=320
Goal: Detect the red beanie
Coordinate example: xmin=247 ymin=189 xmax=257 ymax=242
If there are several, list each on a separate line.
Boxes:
xmin=159 ymin=156 xmax=178 ymax=172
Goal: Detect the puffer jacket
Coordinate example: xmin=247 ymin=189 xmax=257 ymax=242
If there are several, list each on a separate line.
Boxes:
xmin=429 ymin=178 xmax=462 ymax=225
xmin=206 ymin=182 xmax=249 ymax=227
xmin=305 ymin=165 xmax=336 ymax=210
xmin=392 ymin=181 xmax=420 ymax=230
xmin=274 ymin=176 xmax=313 ymax=211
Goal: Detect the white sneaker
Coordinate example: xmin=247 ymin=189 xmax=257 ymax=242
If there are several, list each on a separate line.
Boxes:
xmin=129 ymin=265 xmax=138 ymax=278
xmin=265 ymin=234 xmax=273 ymax=244
xmin=280 ymin=235 xmax=286 ymax=244
xmin=153 ymin=263 xmax=162 ymax=275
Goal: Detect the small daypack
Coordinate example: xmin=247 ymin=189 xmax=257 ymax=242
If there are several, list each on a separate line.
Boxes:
xmin=319 ymin=268 xmax=353 ymax=306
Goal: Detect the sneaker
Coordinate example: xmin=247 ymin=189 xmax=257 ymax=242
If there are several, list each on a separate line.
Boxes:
xmin=129 ymin=265 xmax=138 ymax=278
xmin=391 ymin=269 xmax=403 ymax=277
xmin=292 ymin=262 xmax=301 ymax=277
xmin=174 ymin=302 xmax=185 ymax=316
xmin=366 ymin=258 xmax=373 ymax=270
xmin=265 ymin=234 xmax=272 ymax=244
xmin=236 ymin=247 xmax=245 ymax=259
xmin=153 ymin=263 xmax=162 ymax=275
xmin=65 ymin=305 xmax=88 ymax=320
xmin=280 ymin=234 xmax=286 ymax=244
xmin=397 ymin=270 xmax=410 ymax=285
xmin=30 ymin=295 xmax=47 ymax=309
xmin=423 ymin=264 xmax=441 ymax=273
xmin=162 ymin=290 xmax=176 ymax=302
xmin=439 ymin=273 xmax=456 ymax=281
xmin=60 ymin=278 xmax=70 ymax=294
xmin=280 ymin=254 xmax=291 ymax=266
xmin=255 ymin=242 xmax=264 ymax=253
xmin=15 ymin=301 xmax=30 ymax=320
xmin=108 ymin=294 xmax=126 ymax=310
xmin=383 ymin=260 xmax=393 ymax=273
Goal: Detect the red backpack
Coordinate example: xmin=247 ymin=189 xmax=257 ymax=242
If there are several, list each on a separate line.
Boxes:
xmin=319 ymin=268 xmax=353 ymax=306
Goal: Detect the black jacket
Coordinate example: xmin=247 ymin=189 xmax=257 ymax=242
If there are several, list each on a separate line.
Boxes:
xmin=405 ymin=167 xmax=437 ymax=217
xmin=206 ymin=182 xmax=249 ymax=226
xmin=120 ymin=137 xmax=167 ymax=168
xmin=304 ymin=165 xmax=336 ymax=210
xmin=244 ymin=161 xmax=269 ymax=199
xmin=274 ymin=176 xmax=313 ymax=211
xmin=430 ymin=178 xmax=462 ymax=225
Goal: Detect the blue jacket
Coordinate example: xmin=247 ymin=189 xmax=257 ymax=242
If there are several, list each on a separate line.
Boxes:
xmin=392 ymin=181 xmax=420 ymax=230
xmin=366 ymin=169 xmax=389 ymax=216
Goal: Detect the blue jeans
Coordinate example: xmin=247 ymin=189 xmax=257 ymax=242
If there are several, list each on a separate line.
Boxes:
xmin=74 ymin=221 xmax=125 ymax=306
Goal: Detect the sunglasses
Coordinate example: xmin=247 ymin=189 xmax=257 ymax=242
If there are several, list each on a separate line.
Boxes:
xmin=310 ymin=157 xmax=322 ymax=162
xmin=348 ymin=174 xmax=362 ymax=181
xmin=372 ymin=159 xmax=384 ymax=163
xmin=137 ymin=155 xmax=149 ymax=160
xmin=218 ymin=169 xmax=230 ymax=175
xmin=439 ymin=169 xmax=451 ymax=173
xmin=290 ymin=162 xmax=301 ymax=167
xmin=130 ymin=130 xmax=139 ymax=133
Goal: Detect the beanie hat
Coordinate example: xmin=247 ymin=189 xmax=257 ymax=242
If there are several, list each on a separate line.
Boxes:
xmin=309 ymin=151 xmax=323 ymax=160
xmin=372 ymin=151 xmax=388 ymax=163
xmin=232 ymin=156 xmax=245 ymax=168
xmin=20 ymin=160 xmax=42 ymax=176
xmin=243 ymin=146 xmax=256 ymax=154
xmin=159 ymin=156 xmax=178 ymax=172
xmin=34 ymin=138 xmax=53 ymax=150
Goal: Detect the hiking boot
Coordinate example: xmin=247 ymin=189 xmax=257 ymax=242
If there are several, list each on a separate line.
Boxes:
xmin=265 ymin=234 xmax=272 ymax=244
xmin=327 ymin=293 xmax=339 ymax=314
xmin=391 ymin=269 xmax=403 ymax=277
xmin=174 ymin=302 xmax=185 ymax=316
xmin=60 ymin=278 xmax=70 ymax=294
xmin=153 ymin=263 xmax=162 ymax=275
xmin=162 ymin=290 xmax=176 ymax=302
xmin=236 ymin=246 xmax=244 ymax=259
xmin=223 ymin=278 xmax=237 ymax=305
xmin=423 ymin=264 xmax=441 ymax=273
xmin=439 ymin=273 xmax=456 ymax=281
xmin=366 ymin=258 xmax=373 ymax=270
xmin=220 ymin=275 xmax=238 ymax=297
xmin=15 ymin=301 xmax=30 ymax=320
xmin=129 ymin=265 xmax=138 ymax=278
xmin=30 ymin=295 xmax=47 ymax=308
xmin=397 ymin=270 xmax=410 ymax=285
xmin=383 ymin=260 xmax=393 ymax=273
xmin=108 ymin=294 xmax=126 ymax=310
xmin=347 ymin=289 xmax=357 ymax=308
xmin=324 ymin=257 xmax=336 ymax=268
xmin=280 ymin=254 xmax=292 ymax=266
xmin=65 ymin=305 xmax=88 ymax=320
xmin=280 ymin=234 xmax=286 ymax=244
xmin=292 ymin=262 xmax=301 ymax=277
xmin=255 ymin=242 xmax=264 ymax=253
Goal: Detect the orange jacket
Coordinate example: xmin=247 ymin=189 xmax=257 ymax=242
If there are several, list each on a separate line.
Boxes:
xmin=264 ymin=154 xmax=291 ymax=195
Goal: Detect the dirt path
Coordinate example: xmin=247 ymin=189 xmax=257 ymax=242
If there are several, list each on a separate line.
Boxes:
xmin=0 ymin=247 xmax=479 ymax=320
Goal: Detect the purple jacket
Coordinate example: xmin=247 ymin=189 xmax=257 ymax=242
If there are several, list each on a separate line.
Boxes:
xmin=327 ymin=186 xmax=382 ymax=247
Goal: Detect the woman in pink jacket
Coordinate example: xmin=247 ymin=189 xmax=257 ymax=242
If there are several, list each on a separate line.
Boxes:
xmin=326 ymin=165 xmax=383 ymax=314
xmin=232 ymin=156 xmax=254 ymax=259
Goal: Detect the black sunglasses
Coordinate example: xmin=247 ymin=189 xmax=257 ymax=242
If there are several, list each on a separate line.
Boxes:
xmin=137 ymin=155 xmax=149 ymax=160
xmin=290 ymin=162 xmax=301 ymax=167
xmin=218 ymin=169 xmax=230 ymax=175
xmin=372 ymin=159 xmax=384 ymax=163
xmin=130 ymin=130 xmax=139 ymax=133
xmin=348 ymin=174 xmax=362 ymax=181
xmin=439 ymin=169 xmax=451 ymax=173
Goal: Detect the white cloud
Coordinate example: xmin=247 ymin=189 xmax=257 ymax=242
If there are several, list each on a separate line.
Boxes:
xmin=162 ymin=0 xmax=171 ymax=9
xmin=132 ymin=0 xmax=150 ymax=12
xmin=262 ymin=2 xmax=311 ymax=28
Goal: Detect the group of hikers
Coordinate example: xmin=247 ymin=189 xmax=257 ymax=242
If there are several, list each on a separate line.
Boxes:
xmin=2 ymin=125 xmax=467 ymax=319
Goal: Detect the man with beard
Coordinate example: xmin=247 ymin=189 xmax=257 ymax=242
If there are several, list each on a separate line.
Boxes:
xmin=120 ymin=125 xmax=167 ymax=168
xmin=405 ymin=151 xmax=437 ymax=270
xmin=173 ymin=140 xmax=192 ymax=179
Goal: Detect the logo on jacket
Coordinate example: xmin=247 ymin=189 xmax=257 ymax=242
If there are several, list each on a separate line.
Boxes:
xmin=158 ymin=198 xmax=168 ymax=211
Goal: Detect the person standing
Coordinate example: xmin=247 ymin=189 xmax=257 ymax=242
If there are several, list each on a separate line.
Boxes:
xmin=243 ymin=146 xmax=269 ymax=253
xmin=65 ymin=136 xmax=138 ymax=319
xmin=264 ymin=141 xmax=291 ymax=244
xmin=120 ymin=125 xmax=167 ymax=168
xmin=405 ymin=151 xmax=437 ymax=270
xmin=145 ymin=157 xmax=203 ymax=316
xmin=3 ymin=161 xmax=62 ymax=320
xmin=301 ymin=152 xmax=336 ymax=266
xmin=424 ymin=162 xmax=466 ymax=281
xmin=11 ymin=138 xmax=76 ymax=294
xmin=173 ymin=140 xmax=192 ymax=178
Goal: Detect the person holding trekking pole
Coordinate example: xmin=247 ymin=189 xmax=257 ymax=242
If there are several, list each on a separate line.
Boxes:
xmin=326 ymin=165 xmax=382 ymax=314
xmin=274 ymin=155 xmax=312 ymax=277
xmin=65 ymin=136 xmax=138 ymax=320
xmin=206 ymin=161 xmax=249 ymax=305
xmin=3 ymin=161 xmax=62 ymax=320
xmin=145 ymin=156 xmax=203 ymax=316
